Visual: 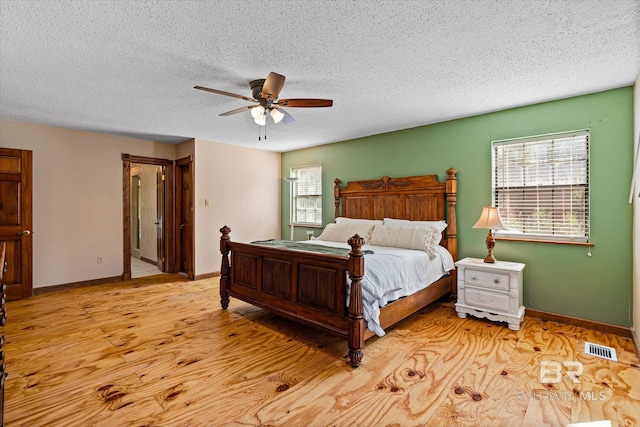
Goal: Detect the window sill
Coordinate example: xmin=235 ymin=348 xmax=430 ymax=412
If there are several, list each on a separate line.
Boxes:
xmin=496 ymin=237 xmax=594 ymax=246
xmin=293 ymin=223 xmax=323 ymax=228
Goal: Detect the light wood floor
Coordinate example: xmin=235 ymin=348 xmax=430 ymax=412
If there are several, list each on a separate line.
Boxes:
xmin=4 ymin=275 xmax=639 ymax=426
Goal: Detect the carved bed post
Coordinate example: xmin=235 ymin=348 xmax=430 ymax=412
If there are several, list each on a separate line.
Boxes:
xmin=347 ymin=234 xmax=366 ymax=368
xmin=445 ymin=168 xmax=458 ymax=297
xmin=333 ymin=178 xmax=342 ymax=220
xmin=220 ymin=226 xmax=231 ymax=309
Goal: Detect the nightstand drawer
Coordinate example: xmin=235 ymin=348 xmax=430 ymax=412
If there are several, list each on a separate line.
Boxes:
xmin=464 ymin=270 xmax=509 ymax=292
xmin=464 ymin=287 xmax=510 ymax=313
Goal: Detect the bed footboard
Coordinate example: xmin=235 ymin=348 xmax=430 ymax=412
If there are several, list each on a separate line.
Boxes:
xmin=219 ymin=226 xmax=366 ymax=367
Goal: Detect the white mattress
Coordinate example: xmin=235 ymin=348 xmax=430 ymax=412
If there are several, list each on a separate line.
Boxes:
xmin=298 ymin=240 xmax=455 ymax=336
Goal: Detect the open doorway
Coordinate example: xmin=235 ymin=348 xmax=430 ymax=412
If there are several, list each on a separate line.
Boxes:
xmin=122 ymin=154 xmax=175 ymax=280
xmin=130 ymin=163 xmax=163 ymax=277
xmin=131 ymin=174 xmax=141 ymax=260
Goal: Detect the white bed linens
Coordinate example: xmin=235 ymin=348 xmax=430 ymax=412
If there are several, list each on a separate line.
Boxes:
xmin=298 ymin=240 xmax=455 ymax=337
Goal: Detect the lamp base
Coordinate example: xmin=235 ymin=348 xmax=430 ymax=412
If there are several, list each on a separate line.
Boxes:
xmin=484 ymin=230 xmax=497 ymax=263
xmin=483 ymin=253 xmax=497 ymax=263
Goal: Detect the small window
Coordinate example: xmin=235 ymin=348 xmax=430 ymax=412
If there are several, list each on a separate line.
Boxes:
xmin=492 ymin=130 xmax=590 ymax=243
xmin=291 ymin=165 xmax=322 ymax=226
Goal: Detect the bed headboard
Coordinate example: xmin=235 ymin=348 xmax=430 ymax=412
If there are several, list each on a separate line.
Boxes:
xmin=333 ymin=168 xmax=458 ymax=260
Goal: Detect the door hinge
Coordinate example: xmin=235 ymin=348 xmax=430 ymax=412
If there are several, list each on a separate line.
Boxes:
xmin=161 ymin=174 xmax=166 ymax=181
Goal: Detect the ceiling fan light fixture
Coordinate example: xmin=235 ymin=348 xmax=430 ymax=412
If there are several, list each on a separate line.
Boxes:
xmin=250 ymin=105 xmax=265 ymax=119
xmin=270 ymin=108 xmax=285 ymax=124
xmin=253 ymin=113 xmax=267 ymax=126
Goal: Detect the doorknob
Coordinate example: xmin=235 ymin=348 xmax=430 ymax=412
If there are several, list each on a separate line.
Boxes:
xmin=19 ymin=230 xmax=31 ymax=236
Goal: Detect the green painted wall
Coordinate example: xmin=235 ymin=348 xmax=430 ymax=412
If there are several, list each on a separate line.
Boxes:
xmin=281 ymin=87 xmax=634 ymax=327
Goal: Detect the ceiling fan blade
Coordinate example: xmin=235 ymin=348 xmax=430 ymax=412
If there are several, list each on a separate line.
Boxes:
xmin=276 ymin=98 xmax=333 ymax=108
xmin=194 ymin=85 xmax=256 ymax=102
xmin=220 ymin=106 xmax=254 ymax=116
xmin=272 ymin=106 xmax=295 ymax=125
xmin=261 ymin=72 xmax=286 ymax=100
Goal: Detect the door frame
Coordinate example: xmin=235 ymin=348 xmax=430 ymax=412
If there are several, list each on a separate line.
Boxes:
xmin=176 ymin=156 xmax=194 ymax=279
xmin=155 ymin=168 xmax=164 ymax=272
xmin=122 ymin=154 xmax=175 ymax=280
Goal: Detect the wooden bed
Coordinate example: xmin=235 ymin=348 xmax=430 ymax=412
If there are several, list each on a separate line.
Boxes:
xmin=219 ymin=168 xmax=458 ymax=367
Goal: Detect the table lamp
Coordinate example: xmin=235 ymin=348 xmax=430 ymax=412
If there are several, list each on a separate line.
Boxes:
xmin=472 ymin=206 xmax=507 ymax=263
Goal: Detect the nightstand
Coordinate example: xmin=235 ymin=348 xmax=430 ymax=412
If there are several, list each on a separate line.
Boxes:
xmin=455 ymin=257 xmax=525 ymax=330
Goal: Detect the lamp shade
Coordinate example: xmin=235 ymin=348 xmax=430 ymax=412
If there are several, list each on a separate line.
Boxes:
xmin=270 ymin=108 xmax=285 ymax=124
xmin=253 ymin=114 xmax=266 ymax=126
xmin=250 ymin=105 xmax=265 ymax=119
xmin=472 ymin=206 xmax=507 ymax=230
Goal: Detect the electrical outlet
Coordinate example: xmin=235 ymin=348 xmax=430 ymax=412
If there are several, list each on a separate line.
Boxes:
xmin=97 ymin=256 xmax=103 ymax=264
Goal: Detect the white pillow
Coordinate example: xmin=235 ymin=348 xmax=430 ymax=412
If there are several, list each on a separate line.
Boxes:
xmin=383 ymin=218 xmax=448 ymax=232
xmin=316 ymin=222 xmax=375 ymax=243
xmin=335 ymin=217 xmax=383 ymax=225
xmin=369 ymin=224 xmax=439 ymax=259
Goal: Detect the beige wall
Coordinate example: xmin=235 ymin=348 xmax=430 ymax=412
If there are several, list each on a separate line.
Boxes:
xmin=0 ymin=120 xmax=282 ymax=287
xmin=0 ymin=119 xmax=176 ymax=287
xmin=633 ymin=74 xmax=639 ymax=347
xmin=176 ymin=139 xmax=195 ymax=161
xmin=194 ymin=138 xmax=281 ymax=276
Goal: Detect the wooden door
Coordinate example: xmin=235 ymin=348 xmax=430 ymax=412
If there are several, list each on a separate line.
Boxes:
xmin=0 ymin=148 xmax=33 ymax=300
xmin=176 ymin=157 xmax=193 ymax=279
xmin=155 ymin=168 xmax=164 ymax=272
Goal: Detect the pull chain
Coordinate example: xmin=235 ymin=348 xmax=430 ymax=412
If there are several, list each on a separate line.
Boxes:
xmin=257 ymin=113 xmax=267 ymax=141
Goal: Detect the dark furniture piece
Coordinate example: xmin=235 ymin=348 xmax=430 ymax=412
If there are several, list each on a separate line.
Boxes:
xmin=0 ymin=241 xmax=7 ymax=426
xmin=219 ymin=169 xmax=458 ymax=367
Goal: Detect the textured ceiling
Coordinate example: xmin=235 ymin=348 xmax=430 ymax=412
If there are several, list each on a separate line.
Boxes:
xmin=1 ymin=1 xmax=639 ymax=152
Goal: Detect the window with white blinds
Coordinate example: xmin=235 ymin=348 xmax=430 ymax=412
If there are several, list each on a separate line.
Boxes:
xmin=492 ymin=130 xmax=590 ymax=242
xmin=291 ymin=165 xmax=322 ymax=226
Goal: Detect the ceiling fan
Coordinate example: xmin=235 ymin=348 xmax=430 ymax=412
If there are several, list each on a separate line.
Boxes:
xmin=194 ymin=72 xmax=333 ymax=126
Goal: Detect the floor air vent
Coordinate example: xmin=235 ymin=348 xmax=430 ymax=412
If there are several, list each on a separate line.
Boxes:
xmin=584 ymin=342 xmax=617 ymax=362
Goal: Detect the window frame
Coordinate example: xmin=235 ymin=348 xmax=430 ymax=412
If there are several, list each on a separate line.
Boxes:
xmin=491 ymin=130 xmax=591 ymax=244
xmin=290 ymin=164 xmax=322 ymax=227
